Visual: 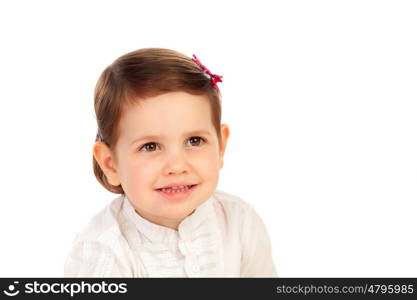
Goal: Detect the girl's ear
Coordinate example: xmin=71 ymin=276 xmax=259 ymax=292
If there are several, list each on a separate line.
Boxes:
xmin=219 ymin=124 xmax=230 ymax=169
xmin=92 ymin=142 xmax=121 ymax=186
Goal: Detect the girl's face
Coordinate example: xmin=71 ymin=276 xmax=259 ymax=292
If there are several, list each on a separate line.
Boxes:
xmin=97 ymin=91 xmax=229 ymax=230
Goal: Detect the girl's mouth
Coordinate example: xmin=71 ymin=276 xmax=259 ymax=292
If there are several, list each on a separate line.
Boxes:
xmin=155 ymin=184 xmax=198 ymax=200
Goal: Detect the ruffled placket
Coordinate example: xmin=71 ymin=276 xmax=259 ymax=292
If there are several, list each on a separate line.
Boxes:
xmin=178 ymin=198 xmax=224 ymax=277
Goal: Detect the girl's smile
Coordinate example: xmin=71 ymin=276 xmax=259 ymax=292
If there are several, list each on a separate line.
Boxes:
xmin=155 ymin=183 xmax=199 ymax=201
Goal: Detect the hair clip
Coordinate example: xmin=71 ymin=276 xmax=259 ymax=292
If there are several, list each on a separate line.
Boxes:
xmin=96 ymin=129 xmax=103 ymax=141
xmin=192 ymin=54 xmax=223 ymax=89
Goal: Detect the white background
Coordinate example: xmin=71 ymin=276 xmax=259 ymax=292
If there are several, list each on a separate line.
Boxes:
xmin=0 ymin=0 xmax=416 ymax=277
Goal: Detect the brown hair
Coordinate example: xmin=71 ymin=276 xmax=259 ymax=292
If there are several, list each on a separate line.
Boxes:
xmin=93 ymin=48 xmax=223 ymax=194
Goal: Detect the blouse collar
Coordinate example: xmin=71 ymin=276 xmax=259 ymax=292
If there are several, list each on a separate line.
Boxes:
xmin=122 ymin=193 xmax=214 ymax=244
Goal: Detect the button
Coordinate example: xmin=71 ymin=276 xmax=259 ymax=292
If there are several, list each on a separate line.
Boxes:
xmin=192 ymin=265 xmax=200 ymax=273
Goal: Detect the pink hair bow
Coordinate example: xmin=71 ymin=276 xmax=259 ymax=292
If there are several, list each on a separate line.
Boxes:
xmin=192 ymin=54 xmax=223 ymax=89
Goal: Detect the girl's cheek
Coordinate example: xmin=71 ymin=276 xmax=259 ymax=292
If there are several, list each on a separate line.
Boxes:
xmin=126 ymin=159 xmax=158 ymax=185
xmin=194 ymin=151 xmax=221 ymax=173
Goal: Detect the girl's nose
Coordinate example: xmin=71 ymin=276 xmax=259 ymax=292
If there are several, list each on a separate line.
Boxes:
xmin=163 ymin=149 xmax=190 ymax=175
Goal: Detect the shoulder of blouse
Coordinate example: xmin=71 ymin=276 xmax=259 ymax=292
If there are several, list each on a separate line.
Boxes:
xmin=211 ymin=189 xmax=255 ymax=224
xmin=73 ymin=195 xmax=126 ymax=244
xmin=210 ymin=189 xmax=257 ymax=247
xmin=212 ymin=189 xmax=254 ymax=211
xmin=212 ymin=189 xmax=277 ymax=277
xmin=64 ymin=195 xmax=139 ymax=277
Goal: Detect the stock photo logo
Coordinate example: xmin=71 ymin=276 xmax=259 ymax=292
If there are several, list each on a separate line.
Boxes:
xmin=2 ymin=280 xmax=128 ymax=297
xmin=3 ymin=281 xmax=20 ymax=297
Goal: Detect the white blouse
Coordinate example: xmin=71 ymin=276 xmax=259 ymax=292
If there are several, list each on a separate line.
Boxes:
xmin=64 ymin=190 xmax=277 ymax=277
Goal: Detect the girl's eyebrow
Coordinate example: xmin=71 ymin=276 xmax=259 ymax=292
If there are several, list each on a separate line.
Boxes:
xmin=130 ymin=130 xmax=212 ymax=145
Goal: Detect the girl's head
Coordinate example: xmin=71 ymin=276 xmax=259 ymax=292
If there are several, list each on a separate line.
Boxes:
xmin=92 ymin=48 xmax=230 ymax=229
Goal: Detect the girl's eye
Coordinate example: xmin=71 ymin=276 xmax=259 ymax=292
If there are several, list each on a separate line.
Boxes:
xmin=187 ymin=136 xmax=205 ymax=147
xmin=139 ymin=142 xmax=160 ymax=152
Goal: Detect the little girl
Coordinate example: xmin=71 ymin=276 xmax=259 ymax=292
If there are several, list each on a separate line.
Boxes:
xmin=64 ymin=48 xmax=277 ymax=277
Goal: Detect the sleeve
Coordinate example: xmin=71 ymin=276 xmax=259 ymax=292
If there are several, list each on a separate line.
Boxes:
xmin=64 ymin=239 xmax=135 ymax=277
xmin=240 ymin=205 xmax=278 ymax=277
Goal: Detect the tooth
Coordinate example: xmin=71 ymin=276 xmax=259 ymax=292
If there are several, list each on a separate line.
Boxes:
xmin=159 ymin=185 xmax=192 ymax=193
